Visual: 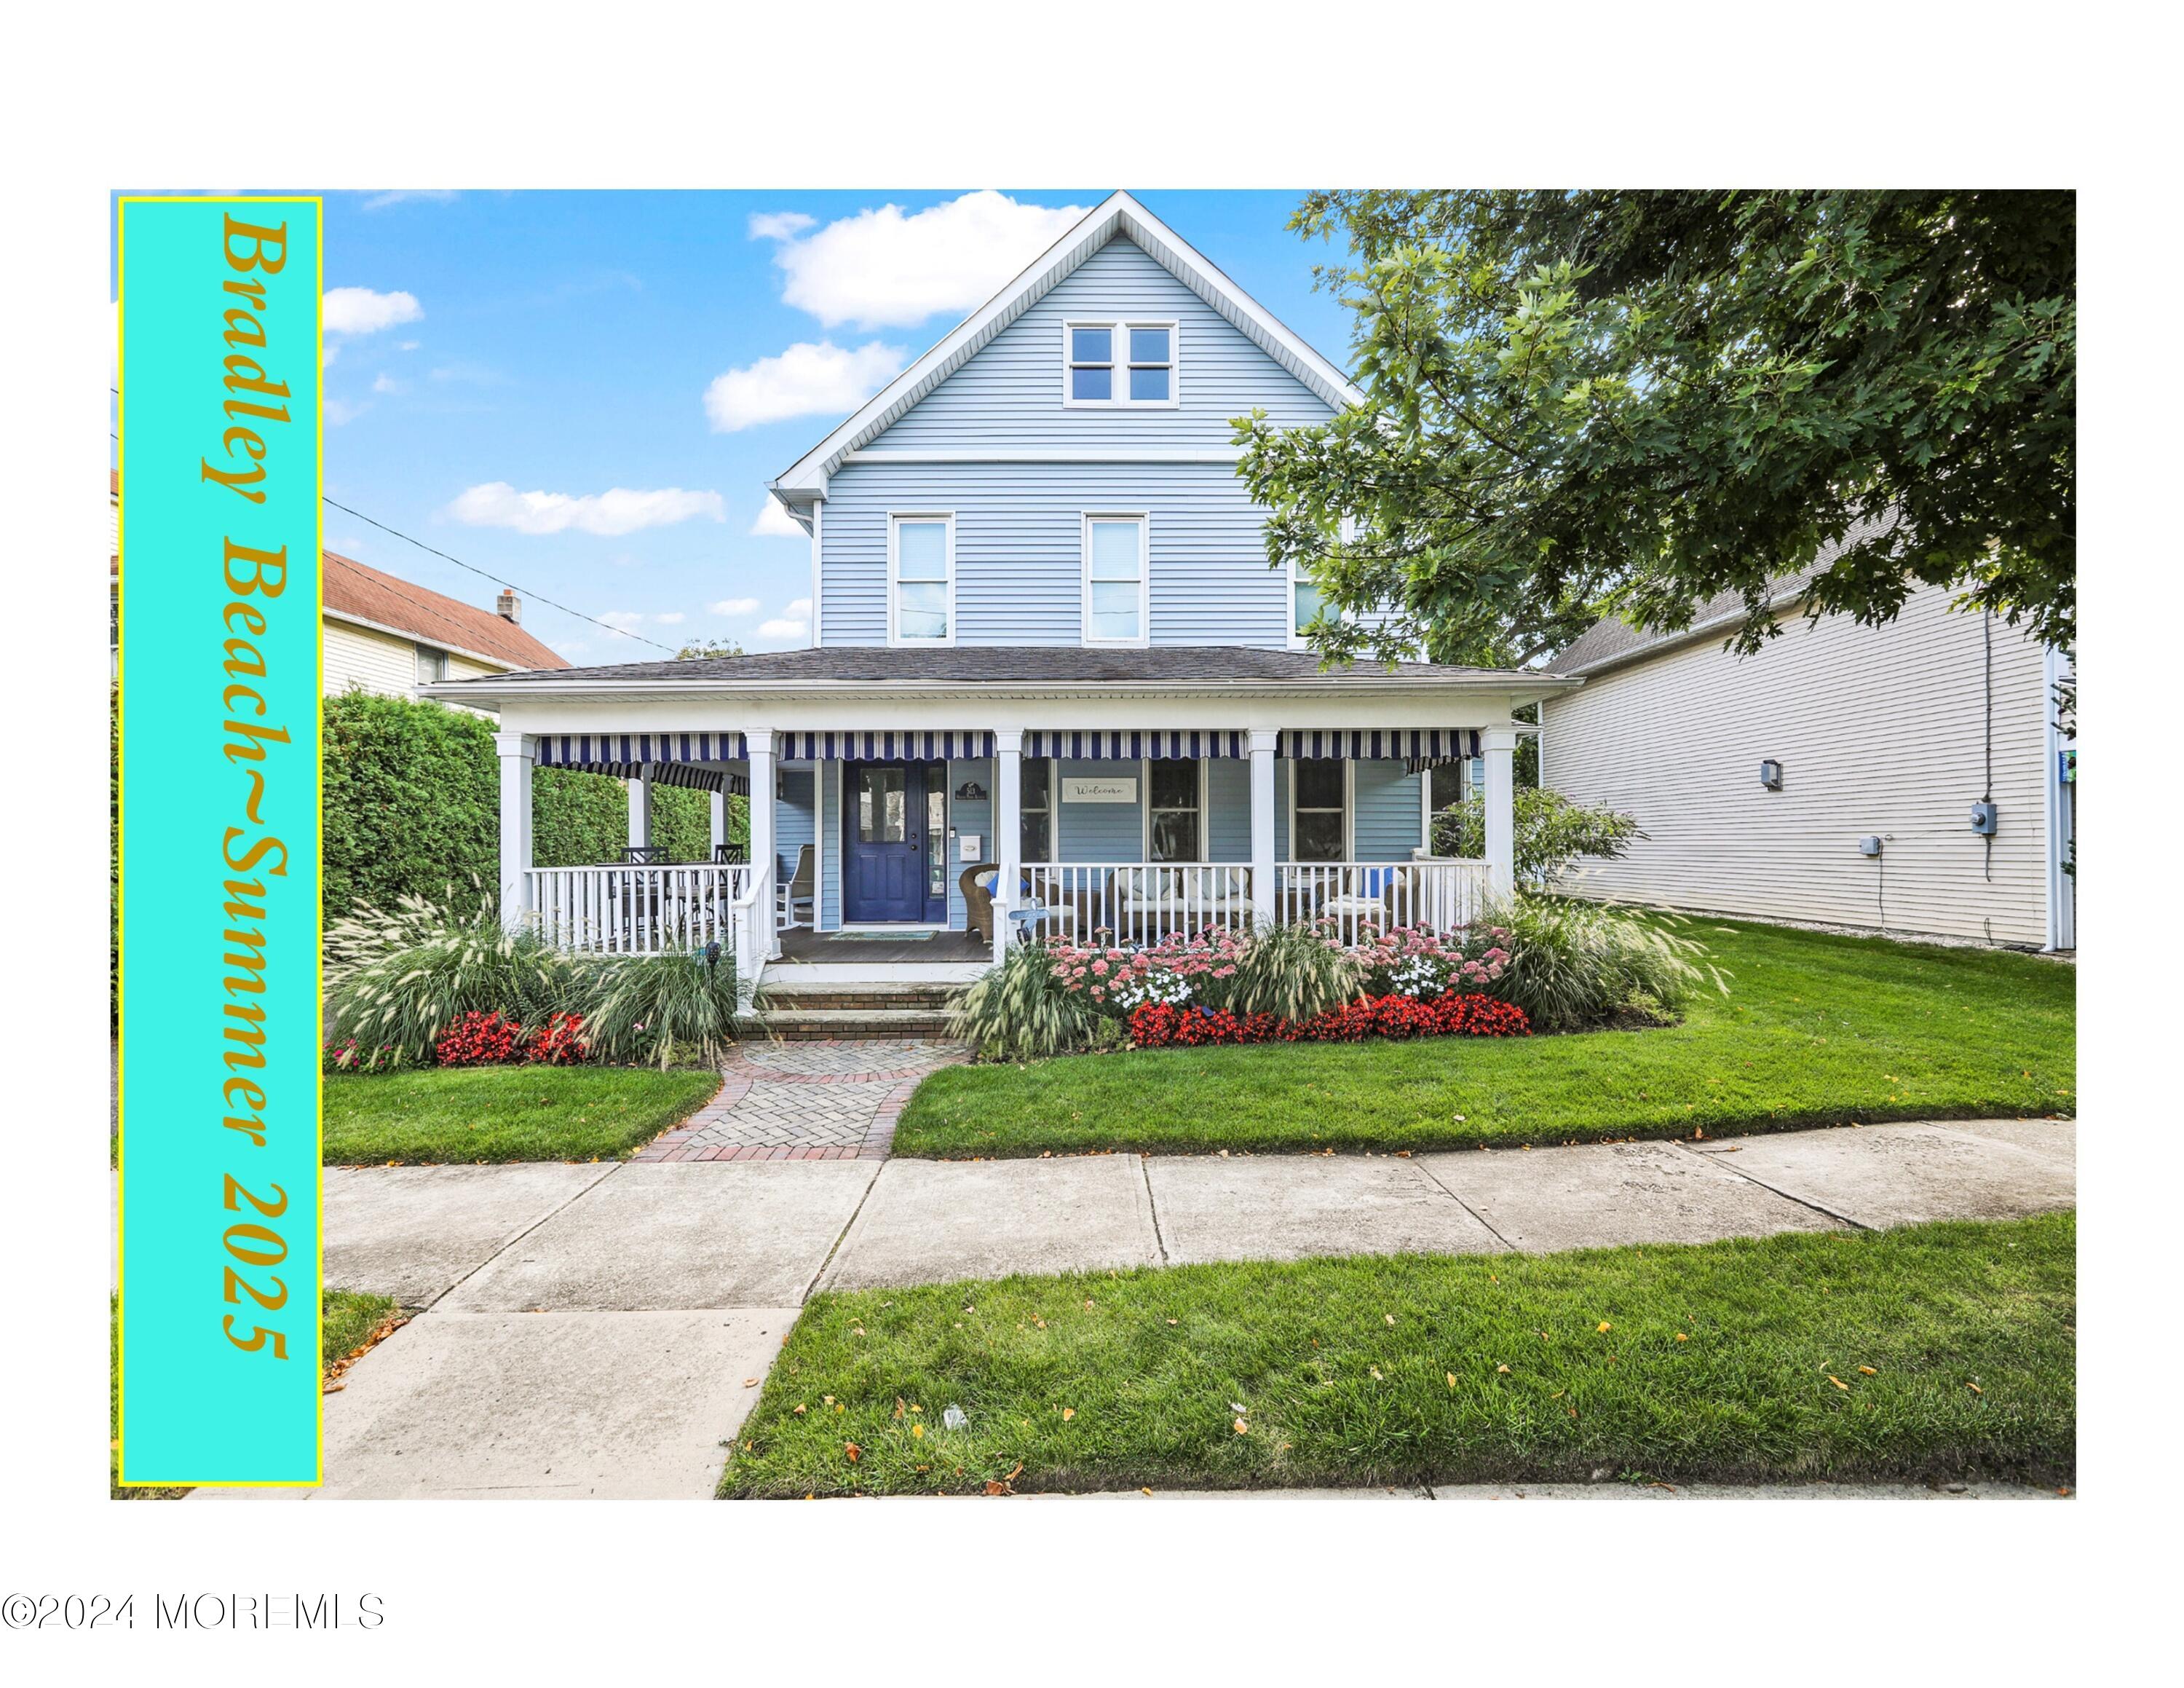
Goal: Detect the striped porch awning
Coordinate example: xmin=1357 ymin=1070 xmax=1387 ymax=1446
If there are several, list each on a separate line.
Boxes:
xmin=776 ymin=730 xmax=994 ymax=761
xmin=1283 ymin=728 xmax=1481 ymax=763
xmin=533 ymin=731 xmax=746 ymax=794
xmin=1022 ymin=729 xmax=1249 ymax=760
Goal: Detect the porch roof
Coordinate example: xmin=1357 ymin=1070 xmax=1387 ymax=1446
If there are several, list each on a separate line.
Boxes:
xmin=430 ymin=643 xmax=1578 ymax=700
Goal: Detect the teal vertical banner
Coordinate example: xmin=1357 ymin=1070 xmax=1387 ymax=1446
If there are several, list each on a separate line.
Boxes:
xmin=119 ymin=198 xmax=323 ymax=1486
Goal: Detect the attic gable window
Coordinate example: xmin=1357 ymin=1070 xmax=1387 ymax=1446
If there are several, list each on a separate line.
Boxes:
xmin=1065 ymin=320 xmax=1177 ymax=407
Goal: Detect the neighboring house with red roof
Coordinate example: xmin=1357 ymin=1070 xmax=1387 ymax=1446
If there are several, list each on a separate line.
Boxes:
xmin=109 ymin=472 xmax=568 ymax=702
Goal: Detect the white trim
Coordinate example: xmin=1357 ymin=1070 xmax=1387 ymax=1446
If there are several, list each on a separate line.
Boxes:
xmin=1062 ymin=318 xmax=1180 ymax=409
xmin=768 ymin=191 xmax=1364 ymax=501
xmin=1139 ymin=753 xmax=1210 ymax=864
xmin=838 ymin=921 xmax=952 ymax=934
xmin=2042 ymin=643 xmax=2075 ymax=951
xmin=887 ymin=510 xmax=956 ymax=647
xmin=809 ymin=498 xmax=823 ymax=647
xmin=1080 ymin=512 xmax=1150 ymax=647
xmin=321 ymin=605 xmax=526 ymax=675
xmin=843 ymin=449 xmax=1241 ymax=465
xmin=1287 ymin=752 xmax=1353 ymax=864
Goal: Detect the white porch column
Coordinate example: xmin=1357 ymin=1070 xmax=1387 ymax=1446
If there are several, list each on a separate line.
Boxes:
xmin=746 ymin=730 xmax=778 ymax=961
xmin=708 ymin=788 xmax=727 ymax=860
xmin=994 ymin=727 xmax=1023 ymax=963
xmin=1483 ymin=726 xmax=1519 ymax=902
xmin=625 ymin=768 xmax=652 ymax=850
xmin=1248 ymin=728 xmax=1278 ymax=926
xmin=492 ymin=730 xmax=535 ymax=931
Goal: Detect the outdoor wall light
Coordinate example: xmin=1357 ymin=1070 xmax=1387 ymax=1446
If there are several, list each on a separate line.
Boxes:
xmin=1759 ymin=759 xmax=1783 ymax=790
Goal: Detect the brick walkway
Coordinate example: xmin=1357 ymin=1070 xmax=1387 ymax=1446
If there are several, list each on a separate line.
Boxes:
xmin=630 ymin=1038 xmax=968 ymax=1163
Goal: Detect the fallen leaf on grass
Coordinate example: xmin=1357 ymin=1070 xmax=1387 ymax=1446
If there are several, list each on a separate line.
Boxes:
xmin=1597 ymin=1322 xmax=1613 ymax=1334
xmin=1496 ymin=1364 xmax=1511 ymax=1374
xmin=844 ymin=1443 xmax=861 ymax=1463
xmin=1140 ymin=1486 xmax=1154 ymax=1496
xmin=912 ymin=1424 xmax=924 ymax=1439
xmin=1674 ymin=1333 xmax=1689 ymax=1343
xmin=1858 ymin=1365 xmax=1878 ymax=1376
xmin=1827 ymin=1376 xmax=1849 ymax=1392
xmin=1234 ymin=1419 xmax=1250 ymax=1435
xmin=1966 ymin=1382 xmax=1983 ymax=1396
xmin=1447 ymin=1372 xmax=1458 ymax=1389
xmin=1384 ymin=1314 xmax=1396 ymax=1326
xmin=1061 ymin=1407 xmax=1076 ymax=1421
xmin=793 ymin=1403 xmax=807 ymax=1415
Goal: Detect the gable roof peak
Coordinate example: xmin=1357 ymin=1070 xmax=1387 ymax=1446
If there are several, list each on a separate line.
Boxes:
xmin=768 ymin=191 xmax=1361 ymax=506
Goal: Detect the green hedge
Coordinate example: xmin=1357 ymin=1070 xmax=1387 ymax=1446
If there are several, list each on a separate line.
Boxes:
xmin=323 ymin=690 xmax=740 ymax=919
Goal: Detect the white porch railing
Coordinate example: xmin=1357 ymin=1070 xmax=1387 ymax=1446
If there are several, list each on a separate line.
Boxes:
xmin=1021 ymin=864 xmax=1255 ymax=945
xmin=1277 ymin=859 xmax=1492 ymax=944
xmin=526 ymin=864 xmax=752 ymax=955
xmin=1016 ymin=858 xmax=1494 ymax=947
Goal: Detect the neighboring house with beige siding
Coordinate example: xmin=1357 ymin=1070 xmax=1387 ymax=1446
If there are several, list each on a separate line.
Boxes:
xmin=1542 ymin=573 xmax=2076 ymax=952
xmin=110 ymin=471 xmax=569 ymax=700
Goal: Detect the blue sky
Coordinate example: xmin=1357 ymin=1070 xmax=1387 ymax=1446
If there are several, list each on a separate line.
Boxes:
xmin=147 ymin=189 xmax=1356 ymax=666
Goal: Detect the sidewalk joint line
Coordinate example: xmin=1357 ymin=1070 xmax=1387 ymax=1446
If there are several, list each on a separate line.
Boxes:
xmin=799 ymin=1159 xmax=890 ymax=1304
xmin=1139 ymin=1155 xmax=1169 ymax=1266
xmin=1405 ymin=1156 xmax=1515 ymax=1251
xmin=415 ymin=1159 xmax=625 ymax=1313
xmin=1663 ymin=1140 xmax=1874 ymax=1231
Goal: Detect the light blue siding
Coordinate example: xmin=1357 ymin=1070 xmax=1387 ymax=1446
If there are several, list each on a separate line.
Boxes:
xmin=876 ymin=237 xmax=1332 ymax=451
xmin=820 ymin=462 xmax=1294 ymax=647
xmin=1056 ymin=760 xmax=1143 ymax=860
xmin=1206 ymin=758 xmax=1251 ymax=862
xmin=775 ymin=767 xmax=815 ymax=886
xmin=946 ymin=757 xmax=992 ymax=930
xmin=816 ymin=762 xmax=840 ymax=931
xmin=1353 ymin=761 xmax=1423 ymax=859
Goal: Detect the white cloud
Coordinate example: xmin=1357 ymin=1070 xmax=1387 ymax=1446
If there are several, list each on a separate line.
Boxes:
xmin=756 ymin=600 xmax=813 ymax=640
xmin=371 ymin=373 xmax=405 ymax=395
xmin=324 ymin=398 xmax=367 ymax=427
xmin=448 ymin=481 xmax=727 ymax=537
xmin=750 ymin=499 xmax=808 ymax=538
xmin=748 ymin=210 xmax=815 ymax=241
xmin=708 ymin=597 xmax=761 ymax=616
xmin=599 ymin=611 xmax=646 ymax=631
xmin=322 ymin=343 xmax=340 ymax=368
xmin=397 ymin=340 xmax=420 ymax=351
xmin=703 ymin=340 xmax=903 ymax=432
xmin=362 ymin=189 xmax=459 ymax=210
xmin=654 ymin=611 xmax=686 ymax=625
xmin=323 ymin=287 xmax=423 ymax=336
xmin=753 ymin=190 xmax=1087 ymax=329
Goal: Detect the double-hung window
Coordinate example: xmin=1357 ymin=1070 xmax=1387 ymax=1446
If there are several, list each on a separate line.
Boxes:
xmin=1291 ymin=760 xmax=1348 ymax=862
xmin=1083 ymin=515 xmax=1147 ymax=644
xmin=1148 ymin=760 xmax=1201 ymax=863
xmin=1065 ymin=320 xmax=1177 ymax=406
xmin=1289 ymin=561 xmax=1325 ymax=647
xmin=890 ymin=513 xmax=954 ymax=644
xmin=1019 ymin=759 xmax=1053 ymax=865
xmin=416 ymin=644 xmax=449 ymax=685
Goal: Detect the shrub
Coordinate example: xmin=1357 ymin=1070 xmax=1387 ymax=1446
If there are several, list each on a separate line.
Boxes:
xmin=1483 ymin=896 xmax=1723 ymax=1033
xmin=1432 ymin=788 xmax=1645 ymax=891
xmin=1226 ymin=920 xmax=1363 ymax=1022
xmin=321 ymin=689 xmax=728 ymax=921
xmin=948 ymin=942 xmax=1104 ymax=1061
xmin=325 ymin=893 xmax=604 ymax=1065
xmin=435 ymin=1009 xmax=521 ymax=1067
xmin=584 ymin=947 xmax=741 ymax=1069
xmin=323 ymin=1036 xmax=405 ymax=1074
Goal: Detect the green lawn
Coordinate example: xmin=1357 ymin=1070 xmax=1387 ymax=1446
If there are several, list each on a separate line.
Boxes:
xmin=895 ymin=919 xmax=2076 ymax=1157
xmin=323 ymin=1065 xmax=721 ymax=1164
xmin=111 ymin=1289 xmax=398 ymax=1500
xmin=721 ymin=1214 xmax=2075 ymax=1497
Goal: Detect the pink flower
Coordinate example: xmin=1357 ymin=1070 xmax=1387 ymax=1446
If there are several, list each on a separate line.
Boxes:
xmin=1091 ymin=960 xmax=1109 ymax=977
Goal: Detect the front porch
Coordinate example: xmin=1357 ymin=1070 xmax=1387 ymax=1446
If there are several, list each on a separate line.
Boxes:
xmin=488 ymin=721 xmax=1522 ymax=990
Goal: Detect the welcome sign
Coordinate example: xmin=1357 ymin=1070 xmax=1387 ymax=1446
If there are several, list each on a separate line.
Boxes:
xmin=1062 ymin=777 xmax=1138 ymax=804
xmin=116 ymin=198 xmax=324 ymax=1486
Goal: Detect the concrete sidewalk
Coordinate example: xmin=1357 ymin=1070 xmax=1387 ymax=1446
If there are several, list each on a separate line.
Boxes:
xmin=220 ymin=1118 xmax=2071 ymax=1501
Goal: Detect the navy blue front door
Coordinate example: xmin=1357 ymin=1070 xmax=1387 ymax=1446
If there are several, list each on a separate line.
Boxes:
xmin=844 ymin=762 xmax=940 ymax=923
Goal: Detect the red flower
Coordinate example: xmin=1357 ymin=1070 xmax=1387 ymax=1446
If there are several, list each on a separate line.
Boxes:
xmin=435 ymin=1009 xmax=521 ymax=1067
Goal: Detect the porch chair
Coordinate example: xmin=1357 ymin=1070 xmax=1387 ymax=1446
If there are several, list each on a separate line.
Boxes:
xmin=960 ymin=863 xmax=998 ymax=944
xmin=1114 ymin=865 xmax=1251 ymax=939
xmin=620 ymin=844 xmax=669 ymax=864
xmin=1316 ymin=864 xmax=1408 ymax=935
xmin=777 ymin=843 xmax=816 ymax=928
xmin=712 ymin=842 xmax=748 ymax=864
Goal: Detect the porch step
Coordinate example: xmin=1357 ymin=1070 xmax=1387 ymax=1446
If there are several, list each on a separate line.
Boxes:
xmin=757 ymin=982 xmax=959 ymax=1012
xmin=744 ymin=1006 xmax=957 ymax=1041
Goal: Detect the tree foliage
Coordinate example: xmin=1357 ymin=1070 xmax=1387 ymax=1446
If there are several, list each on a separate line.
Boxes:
xmin=1433 ymin=787 xmax=1644 ymax=892
xmin=1237 ymin=190 xmax=2075 ymax=668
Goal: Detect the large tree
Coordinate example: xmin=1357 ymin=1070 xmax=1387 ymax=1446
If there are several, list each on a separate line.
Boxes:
xmin=1236 ymin=190 xmax=2074 ymax=668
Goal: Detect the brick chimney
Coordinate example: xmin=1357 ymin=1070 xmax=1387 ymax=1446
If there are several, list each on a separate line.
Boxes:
xmin=496 ymin=588 xmax=521 ymax=624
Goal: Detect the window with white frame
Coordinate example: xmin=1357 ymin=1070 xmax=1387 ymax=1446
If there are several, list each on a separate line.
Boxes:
xmin=1065 ymin=320 xmax=1176 ymax=406
xmin=1147 ymin=759 xmax=1201 ymax=862
xmin=1290 ymin=559 xmax=1326 ymax=646
xmin=1291 ymin=760 xmax=1347 ymax=861
xmin=890 ymin=514 xmax=953 ymax=644
xmin=1020 ymin=758 xmax=1053 ymax=864
xmin=1083 ymin=515 xmax=1147 ymax=644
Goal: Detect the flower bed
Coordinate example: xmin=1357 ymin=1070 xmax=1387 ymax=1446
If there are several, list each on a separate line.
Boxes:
xmin=1129 ymin=991 xmax=1530 ymax=1048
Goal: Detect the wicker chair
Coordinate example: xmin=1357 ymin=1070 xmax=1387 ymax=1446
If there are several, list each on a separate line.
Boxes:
xmin=959 ymin=862 xmax=999 ymax=944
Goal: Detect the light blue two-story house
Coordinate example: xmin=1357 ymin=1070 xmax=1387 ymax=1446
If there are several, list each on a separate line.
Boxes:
xmin=438 ymin=194 xmax=1572 ymax=986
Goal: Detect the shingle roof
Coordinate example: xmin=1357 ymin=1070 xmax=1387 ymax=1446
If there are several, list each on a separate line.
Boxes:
xmin=471 ymin=644 xmax=1540 ymax=687
xmin=1548 ymin=517 xmax=1898 ymax=678
xmin=324 ymin=551 xmax=569 ymax=671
